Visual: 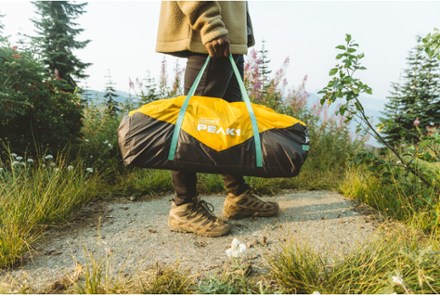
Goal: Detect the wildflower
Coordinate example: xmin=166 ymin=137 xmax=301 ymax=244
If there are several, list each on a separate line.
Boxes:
xmin=50 ymin=162 xmax=56 ymax=167
xmin=27 ymin=159 xmax=34 ymax=164
xmin=42 ymin=164 xmax=46 ymax=168
xmin=54 ymin=168 xmax=60 ymax=172
xmin=0 ymin=168 xmax=4 ymax=172
xmin=85 ymin=139 xmax=90 ymax=143
xmin=16 ymin=156 xmax=23 ymax=161
xmin=103 ymin=140 xmax=109 ymax=144
xmin=392 ymin=275 xmax=404 ymax=286
xmin=226 ymin=238 xmax=247 ymax=258
xmin=396 ymin=160 xmax=402 ymax=165
xmin=11 ymin=45 xmax=18 ymax=51
xmin=12 ymin=53 xmax=21 ymax=59
xmin=86 ymin=168 xmax=94 ymax=173
xmin=67 ymin=165 xmax=74 ymax=171
xmin=413 ymin=117 xmax=420 ymax=127
xmin=45 ymin=154 xmax=54 ymax=160
xmin=107 ymin=143 xmax=113 ymax=149
xmin=11 ymin=153 xmax=17 ymax=158
xmin=12 ymin=161 xmax=20 ymax=166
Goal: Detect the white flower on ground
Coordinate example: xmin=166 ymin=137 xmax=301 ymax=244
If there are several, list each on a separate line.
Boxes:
xmin=12 ymin=161 xmax=20 ymax=166
xmin=85 ymin=139 xmax=90 ymax=142
xmin=11 ymin=153 xmax=17 ymax=158
xmin=45 ymin=154 xmax=53 ymax=160
xmin=50 ymin=162 xmax=56 ymax=167
xmin=42 ymin=164 xmax=46 ymax=168
xmin=54 ymin=168 xmax=60 ymax=172
xmin=27 ymin=158 xmax=34 ymax=163
xmin=16 ymin=156 xmax=23 ymax=161
xmin=392 ymin=275 xmax=404 ymax=286
xmin=107 ymin=143 xmax=113 ymax=149
xmin=226 ymin=238 xmax=247 ymax=258
xmin=86 ymin=167 xmax=94 ymax=173
xmin=103 ymin=140 xmax=109 ymax=144
xmin=67 ymin=165 xmax=74 ymax=171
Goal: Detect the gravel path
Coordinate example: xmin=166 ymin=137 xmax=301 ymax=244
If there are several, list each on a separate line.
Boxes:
xmin=0 ymin=190 xmax=382 ymax=292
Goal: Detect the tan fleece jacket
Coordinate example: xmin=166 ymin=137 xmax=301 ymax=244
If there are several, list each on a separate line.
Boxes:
xmin=156 ymin=1 xmax=255 ymax=55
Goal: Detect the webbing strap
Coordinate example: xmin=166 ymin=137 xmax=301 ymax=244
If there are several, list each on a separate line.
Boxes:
xmin=168 ymin=56 xmax=210 ymax=161
xmin=168 ymin=54 xmax=263 ymax=168
xmin=228 ymin=54 xmax=263 ymax=167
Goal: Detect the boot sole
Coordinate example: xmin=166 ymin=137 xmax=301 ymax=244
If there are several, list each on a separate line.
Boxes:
xmin=224 ymin=209 xmax=279 ymax=220
xmin=168 ymin=224 xmax=231 ymax=237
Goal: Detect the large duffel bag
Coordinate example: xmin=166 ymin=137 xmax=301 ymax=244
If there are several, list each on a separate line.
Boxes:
xmin=118 ymin=55 xmax=309 ymax=177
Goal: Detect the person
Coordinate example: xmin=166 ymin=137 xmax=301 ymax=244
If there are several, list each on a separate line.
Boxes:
xmin=156 ymin=1 xmax=279 ymax=237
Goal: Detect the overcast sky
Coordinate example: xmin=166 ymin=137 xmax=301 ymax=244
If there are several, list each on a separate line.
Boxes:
xmin=1 ymin=1 xmax=440 ymax=111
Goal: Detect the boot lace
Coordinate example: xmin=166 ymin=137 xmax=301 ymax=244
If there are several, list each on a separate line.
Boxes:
xmin=189 ymin=199 xmax=216 ymax=220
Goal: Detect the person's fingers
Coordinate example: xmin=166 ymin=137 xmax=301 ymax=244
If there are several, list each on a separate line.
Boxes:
xmin=206 ymin=43 xmax=215 ymax=57
xmin=205 ymin=36 xmax=230 ymax=58
xmin=224 ymin=44 xmax=230 ymax=57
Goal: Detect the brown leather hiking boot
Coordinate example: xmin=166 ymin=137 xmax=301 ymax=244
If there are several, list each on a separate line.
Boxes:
xmin=223 ymin=190 xmax=280 ymax=219
xmin=168 ymin=199 xmax=231 ymax=237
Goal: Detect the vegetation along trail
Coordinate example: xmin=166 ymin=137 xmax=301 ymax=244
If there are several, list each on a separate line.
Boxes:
xmin=0 ymin=190 xmax=382 ymax=293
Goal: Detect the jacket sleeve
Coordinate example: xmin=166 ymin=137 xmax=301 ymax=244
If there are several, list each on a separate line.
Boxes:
xmin=177 ymin=1 xmax=229 ymax=44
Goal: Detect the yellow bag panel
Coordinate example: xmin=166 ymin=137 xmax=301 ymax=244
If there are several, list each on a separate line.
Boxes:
xmin=130 ymin=96 xmax=306 ymax=151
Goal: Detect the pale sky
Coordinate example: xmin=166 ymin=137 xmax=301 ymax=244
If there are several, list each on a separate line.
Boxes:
xmin=1 ymin=1 xmax=440 ymax=112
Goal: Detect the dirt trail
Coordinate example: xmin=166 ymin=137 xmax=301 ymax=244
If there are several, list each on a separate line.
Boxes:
xmin=0 ymin=190 xmax=382 ymax=292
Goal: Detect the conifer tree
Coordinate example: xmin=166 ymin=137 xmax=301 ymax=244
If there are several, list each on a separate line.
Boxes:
xmin=32 ymin=1 xmax=91 ymax=92
xmin=0 ymin=12 xmax=5 ymax=41
xmin=104 ymin=70 xmax=119 ymax=117
xmin=142 ymin=75 xmax=159 ymax=104
xmin=381 ymin=37 xmax=440 ymax=143
xmin=258 ymin=40 xmax=272 ymax=96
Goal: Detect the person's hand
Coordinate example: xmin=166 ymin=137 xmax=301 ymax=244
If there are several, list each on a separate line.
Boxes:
xmin=205 ymin=35 xmax=230 ymax=58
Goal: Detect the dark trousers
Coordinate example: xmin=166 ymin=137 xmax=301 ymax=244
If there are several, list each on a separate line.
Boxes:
xmin=172 ymin=54 xmax=250 ymax=205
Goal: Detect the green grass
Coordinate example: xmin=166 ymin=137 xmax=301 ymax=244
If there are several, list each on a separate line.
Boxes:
xmin=0 ymin=154 xmax=105 ymax=268
xmin=270 ymin=229 xmax=440 ymax=294
xmin=341 ymin=165 xmax=440 ymax=233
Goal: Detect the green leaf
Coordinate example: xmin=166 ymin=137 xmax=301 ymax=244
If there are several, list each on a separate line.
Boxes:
xmin=329 ymin=68 xmax=338 ymax=76
xmin=336 ymin=45 xmax=346 ymax=50
xmin=347 ymin=48 xmax=357 ymax=53
xmin=336 ymin=53 xmax=344 ymax=60
xmin=345 ymin=34 xmax=352 ymax=43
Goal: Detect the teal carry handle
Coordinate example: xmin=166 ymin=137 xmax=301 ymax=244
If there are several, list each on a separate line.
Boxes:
xmin=168 ymin=56 xmax=210 ymax=162
xmin=228 ymin=54 xmax=263 ymax=167
xmin=168 ymin=54 xmax=263 ymax=168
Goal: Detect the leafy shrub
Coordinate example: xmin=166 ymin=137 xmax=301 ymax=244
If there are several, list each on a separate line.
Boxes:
xmin=78 ymin=103 xmax=121 ymax=173
xmin=0 ymin=45 xmax=83 ymax=155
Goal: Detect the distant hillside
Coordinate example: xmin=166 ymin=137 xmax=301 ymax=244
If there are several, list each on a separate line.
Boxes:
xmin=81 ymin=89 xmax=132 ymax=104
xmin=306 ymin=92 xmax=384 ymax=124
xmin=306 ymin=92 xmax=385 ymax=146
